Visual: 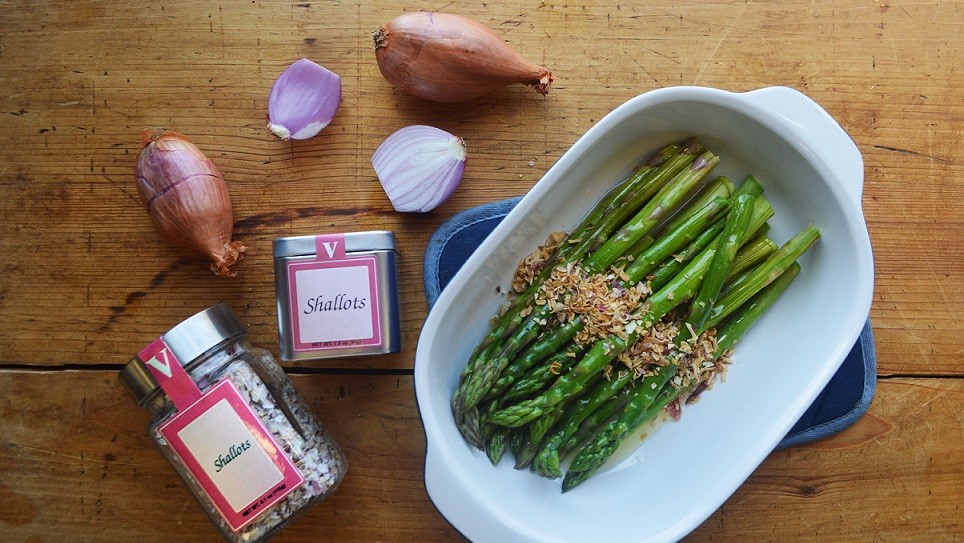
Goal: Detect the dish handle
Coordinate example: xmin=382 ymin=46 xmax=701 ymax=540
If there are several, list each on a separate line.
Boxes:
xmin=743 ymin=86 xmax=865 ymax=207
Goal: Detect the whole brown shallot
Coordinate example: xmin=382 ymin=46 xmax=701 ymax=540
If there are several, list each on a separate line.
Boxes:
xmin=374 ymin=12 xmax=553 ymax=103
xmin=134 ymin=129 xmax=246 ymax=277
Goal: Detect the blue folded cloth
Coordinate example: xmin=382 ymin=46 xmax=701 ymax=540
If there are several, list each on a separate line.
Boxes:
xmin=424 ymin=197 xmax=876 ymax=448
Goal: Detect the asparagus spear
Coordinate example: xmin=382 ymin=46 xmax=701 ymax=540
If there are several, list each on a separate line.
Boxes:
xmin=621 ymin=235 xmax=656 ymax=265
xmin=624 ymin=196 xmax=730 ymax=279
xmin=532 ymin=369 xmax=637 ymax=478
xmin=514 ymin=407 xmax=567 ymax=469
xmin=715 ymin=262 xmax=802 ymax=356
xmin=457 ymin=403 xmax=484 ymax=449
xmin=585 ymin=151 xmax=720 ymax=271
xmin=559 ymin=387 xmax=633 ymax=459
xmin=507 ymin=426 xmax=527 ymax=459
xmin=649 ymin=219 xmax=725 ymax=291
xmin=562 ymin=376 xmax=679 ymax=492
xmin=557 ymin=140 xmax=703 ymax=264
xmin=502 ymin=347 xmax=583 ymax=402
xmin=684 ymin=176 xmax=764 ymax=328
xmin=688 ymin=193 xmax=757 ymax=329
xmin=701 ymin=224 xmax=820 ymax=331
xmin=657 ymin=175 xmax=734 ymax=236
xmin=485 ymin=425 xmax=509 ymax=465
xmin=649 ymin=197 xmax=773 ymax=291
xmin=726 ymin=234 xmax=777 ymax=280
xmin=570 ymin=143 xmax=684 ymax=247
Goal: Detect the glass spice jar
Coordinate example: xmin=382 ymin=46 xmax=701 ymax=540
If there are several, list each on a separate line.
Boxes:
xmin=119 ymin=303 xmax=348 ymax=543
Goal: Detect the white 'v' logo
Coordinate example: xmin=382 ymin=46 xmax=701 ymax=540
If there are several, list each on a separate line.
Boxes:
xmin=144 ymin=347 xmax=174 ymax=378
xmin=321 ymin=241 xmax=339 ymax=259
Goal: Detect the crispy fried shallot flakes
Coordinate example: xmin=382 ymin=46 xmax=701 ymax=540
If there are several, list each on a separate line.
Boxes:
xmin=535 ymin=262 xmax=652 ymax=346
xmin=512 ymin=231 xmax=567 ymax=293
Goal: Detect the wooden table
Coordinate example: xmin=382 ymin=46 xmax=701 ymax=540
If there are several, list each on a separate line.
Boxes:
xmin=1 ymin=1 xmax=961 ymax=541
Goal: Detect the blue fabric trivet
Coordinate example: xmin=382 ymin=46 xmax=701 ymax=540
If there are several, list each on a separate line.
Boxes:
xmin=424 ymin=197 xmax=876 ymax=448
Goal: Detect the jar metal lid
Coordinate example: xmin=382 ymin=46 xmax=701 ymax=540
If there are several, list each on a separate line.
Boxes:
xmin=272 ymin=231 xmax=397 ymax=258
xmin=118 ymin=303 xmax=246 ymax=403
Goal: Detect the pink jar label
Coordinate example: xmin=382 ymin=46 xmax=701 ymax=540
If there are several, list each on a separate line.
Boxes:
xmin=158 ymin=379 xmax=305 ymax=531
xmin=287 ymin=234 xmax=382 ymax=352
xmin=139 ymin=338 xmax=203 ymax=411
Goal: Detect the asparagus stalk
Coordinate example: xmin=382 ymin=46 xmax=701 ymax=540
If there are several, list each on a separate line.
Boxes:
xmin=557 ymin=140 xmax=703 ymax=263
xmin=570 ymin=143 xmax=684 ymax=247
xmin=624 ymin=196 xmax=730 ymax=279
xmin=532 ymin=369 xmax=637 ymax=478
xmin=649 ymin=219 xmax=725 ymax=291
xmin=457 ymin=403 xmax=484 ymax=449
xmin=559 ymin=388 xmax=633 ymax=459
xmin=461 ymin=316 xmax=580 ymax=410
xmin=658 ymin=175 xmax=734 ymax=236
xmin=507 ymin=426 xmax=527 ymax=459
xmin=649 ymin=197 xmax=773 ymax=291
xmin=714 ymin=263 xmax=801 ymax=356
xmin=585 ymin=151 xmax=720 ymax=271
xmin=514 ymin=407 xmax=567 ymax=469
xmin=684 ymin=175 xmax=765 ymax=328
xmin=688 ymin=193 xmax=757 ymax=330
xmin=621 ymin=235 xmax=656 ymax=265
xmin=727 ymin=234 xmax=777 ymax=280
xmin=562 ymin=375 xmax=679 ymax=492
xmin=502 ymin=347 xmax=583 ymax=402
xmin=701 ymin=225 xmax=820 ymax=331
xmin=485 ymin=425 xmax=509 ymax=465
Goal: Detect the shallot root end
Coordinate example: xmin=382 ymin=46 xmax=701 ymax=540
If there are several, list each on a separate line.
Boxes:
xmin=141 ymin=128 xmax=170 ymax=147
xmin=210 ymin=241 xmax=247 ymax=277
xmin=533 ymin=72 xmax=553 ymax=96
xmin=373 ymin=29 xmax=387 ymax=49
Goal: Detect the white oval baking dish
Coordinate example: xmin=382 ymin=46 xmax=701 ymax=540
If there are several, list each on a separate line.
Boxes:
xmin=415 ymin=86 xmax=874 ymax=543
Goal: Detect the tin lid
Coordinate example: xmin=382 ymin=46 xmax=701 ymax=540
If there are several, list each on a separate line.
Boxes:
xmin=118 ymin=303 xmax=246 ymax=403
xmin=272 ymin=231 xmax=397 ymax=258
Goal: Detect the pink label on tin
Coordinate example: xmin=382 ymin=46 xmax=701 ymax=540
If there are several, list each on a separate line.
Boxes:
xmin=159 ymin=380 xmax=304 ymax=531
xmin=287 ymin=236 xmax=381 ymax=351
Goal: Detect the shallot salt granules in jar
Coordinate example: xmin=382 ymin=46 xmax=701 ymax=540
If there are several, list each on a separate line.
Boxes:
xmin=118 ymin=303 xmax=347 ymax=543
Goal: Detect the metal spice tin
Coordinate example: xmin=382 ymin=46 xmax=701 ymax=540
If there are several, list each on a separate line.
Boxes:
xmin=273 ymin=231 xmax=402 ymax=361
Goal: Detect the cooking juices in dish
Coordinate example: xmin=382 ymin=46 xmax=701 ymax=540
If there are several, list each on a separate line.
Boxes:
xmin=118 ymin=303 xmax=347 ymax=543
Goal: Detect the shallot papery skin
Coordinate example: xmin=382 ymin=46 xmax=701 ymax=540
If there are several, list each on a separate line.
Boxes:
xmin=374 ymin=12 xmax=553 ymax=103
xmin=134 ymin=129 xmax=245 ymax=277
xmin=267 ymin=58 xmax=341 ymax=140
xmin=372 ymin=125 xmax=467 ymax=213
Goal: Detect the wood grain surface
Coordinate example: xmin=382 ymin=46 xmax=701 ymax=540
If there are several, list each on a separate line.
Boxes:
xmin=0 ymin=0 xmax=961 ymax=541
